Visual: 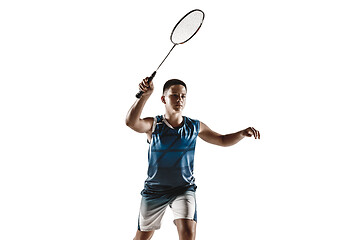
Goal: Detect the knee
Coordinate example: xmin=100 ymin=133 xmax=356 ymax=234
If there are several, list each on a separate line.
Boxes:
xmin=133 ymin=235 xmax=153 ymax=240
xmin=133 ymin=230 xmax=154 ymax=240
xmin=179 ymin=227 xmax=196 ymax=239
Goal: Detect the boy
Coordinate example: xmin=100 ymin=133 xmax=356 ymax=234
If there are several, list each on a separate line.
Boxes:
xmin=126 ymin=77 xmax=260 ymax=240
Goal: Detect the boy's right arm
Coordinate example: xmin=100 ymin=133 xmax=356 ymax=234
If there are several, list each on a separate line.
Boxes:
xmin=125 ymin=77 xmax=154 ymax=133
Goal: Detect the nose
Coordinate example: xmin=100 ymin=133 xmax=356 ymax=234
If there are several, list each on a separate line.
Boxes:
xmin=177 ymin=97 xmax=183 ymax=103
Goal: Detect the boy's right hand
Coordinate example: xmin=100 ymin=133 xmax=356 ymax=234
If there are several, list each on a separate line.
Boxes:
xmin=139 ymin=77 xmax=154 ymax=97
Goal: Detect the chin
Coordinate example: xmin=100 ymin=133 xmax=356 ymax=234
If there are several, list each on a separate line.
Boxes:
xmin=173 ymin=107 xmax=183 ymax=112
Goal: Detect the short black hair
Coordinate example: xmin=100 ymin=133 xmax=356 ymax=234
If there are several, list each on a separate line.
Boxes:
xmin=162 ymin=79 xmax=187 ymax=95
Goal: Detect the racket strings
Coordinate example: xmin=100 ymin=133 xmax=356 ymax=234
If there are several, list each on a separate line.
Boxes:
xmin=171 ymin=10 xmax=204 ymax=44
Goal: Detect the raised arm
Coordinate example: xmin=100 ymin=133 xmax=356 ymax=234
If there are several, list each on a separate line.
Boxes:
xmin=125 ymin=77 xmax=154 ymax=134
xmin=198 ymin=122 xmax=260 ymax=147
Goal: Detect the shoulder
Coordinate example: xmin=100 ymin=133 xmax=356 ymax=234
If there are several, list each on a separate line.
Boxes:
xmin=155 ymin=115 xmax=163 ymax=122
xmin=184 ymin=116 xmax=199 ymax=123
xmin=184 ymin=116 xmax=200 ymax=130
xmin=150 ymin=115 xmax=165 ymax=133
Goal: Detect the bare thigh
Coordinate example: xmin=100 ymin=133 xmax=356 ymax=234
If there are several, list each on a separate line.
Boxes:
xmin=133 ymin=230 xmax=155 ymax=240
xmin=174 ymin=219 xmax=197 ymax=240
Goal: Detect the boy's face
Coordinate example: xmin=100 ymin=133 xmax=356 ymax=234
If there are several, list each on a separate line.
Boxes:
xmin=161 ymin=85 xmax=187 ymax=113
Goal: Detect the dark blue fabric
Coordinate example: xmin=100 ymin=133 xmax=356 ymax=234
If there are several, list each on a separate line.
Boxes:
xmin=141 ymin=115 xmax=200 ymax=195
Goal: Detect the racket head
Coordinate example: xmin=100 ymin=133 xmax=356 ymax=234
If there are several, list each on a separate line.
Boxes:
xmin=170 ymin=9 xmax=205 ymax=45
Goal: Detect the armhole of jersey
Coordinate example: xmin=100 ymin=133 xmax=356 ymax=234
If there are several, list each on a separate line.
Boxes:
xmin=151 ymin=117 xmax=157 ymax=133
xmin=196 ymin=120 xmax=200 ymax=135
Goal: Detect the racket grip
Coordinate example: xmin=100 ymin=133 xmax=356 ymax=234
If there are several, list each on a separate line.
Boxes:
xmin=135 ymin=71 xmax=157 ymax=98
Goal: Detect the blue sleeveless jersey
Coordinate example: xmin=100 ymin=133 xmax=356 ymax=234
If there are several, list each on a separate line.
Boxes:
xmin=142 ymin=115 xmax=200 ymax=195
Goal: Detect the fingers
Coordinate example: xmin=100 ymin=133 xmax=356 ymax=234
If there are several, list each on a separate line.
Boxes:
xmin=139 ymin=77 xmax=153 ymax=93
xmin=139 ymin=78 xmax=147 ymax=92
xmin=248 ymin=127 xmax=260 ymax=139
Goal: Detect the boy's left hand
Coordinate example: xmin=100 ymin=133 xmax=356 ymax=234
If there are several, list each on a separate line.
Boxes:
xmin=241 ymin=127 xmax=260 ymax=139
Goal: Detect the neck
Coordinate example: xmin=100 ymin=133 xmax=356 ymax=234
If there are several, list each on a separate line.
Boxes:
xmin=164 ymin=112 xmax=183 ymax=128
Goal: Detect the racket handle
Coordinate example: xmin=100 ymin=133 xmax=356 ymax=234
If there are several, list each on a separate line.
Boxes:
xmin=135 ymin=71 xmax=157 ymax=98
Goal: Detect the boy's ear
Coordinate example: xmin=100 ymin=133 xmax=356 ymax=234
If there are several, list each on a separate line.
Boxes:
xmin=161 ymin=96 xmax=166 ymax=104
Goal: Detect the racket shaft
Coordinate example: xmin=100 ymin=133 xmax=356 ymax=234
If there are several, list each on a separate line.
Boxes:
xmin=156 ymin=44 xmax=176 ymax=71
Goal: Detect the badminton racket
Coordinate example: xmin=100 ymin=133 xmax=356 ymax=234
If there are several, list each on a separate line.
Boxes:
xmin=136 ymin=9 xmax=205 ymax=98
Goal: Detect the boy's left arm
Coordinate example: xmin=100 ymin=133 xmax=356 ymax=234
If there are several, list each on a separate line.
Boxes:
xmin=198 ymin=122 xmax=260 ymax=147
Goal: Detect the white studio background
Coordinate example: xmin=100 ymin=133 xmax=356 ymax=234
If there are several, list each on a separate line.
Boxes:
xmin=1 ymin=0 xmax=359 ymax=239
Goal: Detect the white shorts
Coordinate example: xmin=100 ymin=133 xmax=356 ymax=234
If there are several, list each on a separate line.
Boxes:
xmin=138 ymin=190 xmax=197 ymax=231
